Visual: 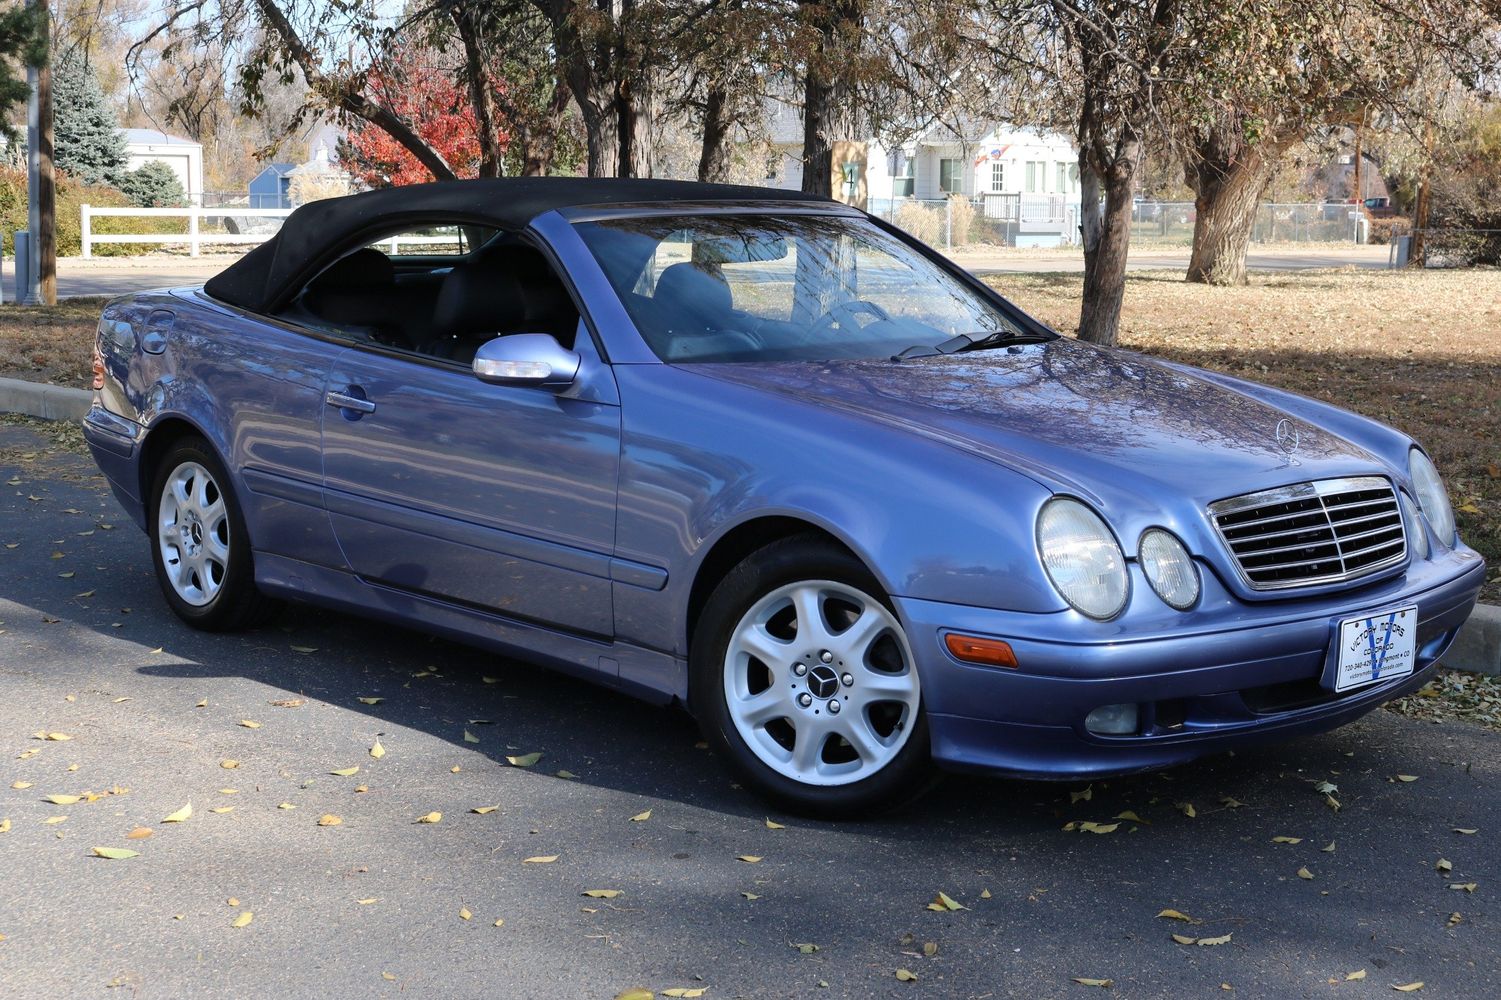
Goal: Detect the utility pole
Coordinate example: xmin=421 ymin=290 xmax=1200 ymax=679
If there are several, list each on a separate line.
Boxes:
xmin=24 ymin=0 xmax=54 ymax=306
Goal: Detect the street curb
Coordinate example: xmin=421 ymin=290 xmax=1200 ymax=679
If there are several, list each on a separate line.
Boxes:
xmin=0 ymin=376 xmax=91 ymax=422
xmin=1447 ymin=602 xmax=1501 ymax=678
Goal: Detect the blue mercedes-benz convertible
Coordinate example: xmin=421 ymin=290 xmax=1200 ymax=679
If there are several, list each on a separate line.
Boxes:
xmin=82 ymin=178 xmax=1484 ymax=815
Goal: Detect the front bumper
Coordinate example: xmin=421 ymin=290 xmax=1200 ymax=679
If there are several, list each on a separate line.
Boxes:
xmin=898 ymin=546 xmax=1485 ymax=779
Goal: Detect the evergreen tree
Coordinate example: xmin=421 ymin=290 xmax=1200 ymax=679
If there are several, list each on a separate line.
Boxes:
xmin=53 ymin=50 xmax=127 ymax=186
xmin=0 ymin=6 xmax=45 ymax=145
xmin=118 ymin=159 xmax=187 ymax=207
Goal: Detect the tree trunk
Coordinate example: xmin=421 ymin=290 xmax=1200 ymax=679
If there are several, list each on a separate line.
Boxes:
xmin=800 ymin=71 xmax=836 ymax=196
xmin=617 ymin=71 xmax=653 ymax=178
xmin=451 ymin=7 xmax=505 ymax=178
xmin=697 ymin=83 xmax=733 ymax=182
xmin=519 ymin=80 xmax=572 ymax=176
xmin=1184 ymin=145 xmax=1281 ymax=285
xmin=571 ymin=77 xmax=619 ymax=177
xmin=1078 ymin=158 xmax=1134 ymax=346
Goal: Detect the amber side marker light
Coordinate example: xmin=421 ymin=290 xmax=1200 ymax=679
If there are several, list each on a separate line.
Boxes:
xmin=944 ymin=633 xmax=1018 ymax=668
xmin=91 ymin=351 xmax=106 ymax=391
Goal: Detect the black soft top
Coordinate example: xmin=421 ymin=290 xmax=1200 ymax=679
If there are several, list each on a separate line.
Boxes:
xmin=203 ymin=177 xmax=834 ymax=313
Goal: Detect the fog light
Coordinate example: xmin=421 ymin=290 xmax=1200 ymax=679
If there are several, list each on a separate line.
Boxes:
xmin=1085 ymin=703 xmax=1139 ymax=735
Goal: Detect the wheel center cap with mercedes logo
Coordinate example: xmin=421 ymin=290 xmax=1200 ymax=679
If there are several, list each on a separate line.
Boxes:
xmin=807 ymin=664 xmax=840 ymax=699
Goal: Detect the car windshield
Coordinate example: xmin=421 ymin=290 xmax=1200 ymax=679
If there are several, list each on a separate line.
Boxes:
xmin=573 ymin=212 xmax=1029 ymax=363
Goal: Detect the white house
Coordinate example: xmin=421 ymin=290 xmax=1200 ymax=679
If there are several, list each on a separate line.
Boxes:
xmin=121 ymin=128 xmax=204 ymax=205
xmin=755 ymin=100 xmax=1082 ymax=246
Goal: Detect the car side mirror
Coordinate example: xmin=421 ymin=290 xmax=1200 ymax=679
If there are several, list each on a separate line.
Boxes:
xmin=472 ymin=334 xmax=581 ymax=388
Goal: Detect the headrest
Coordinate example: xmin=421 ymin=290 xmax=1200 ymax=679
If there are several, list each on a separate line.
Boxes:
xmin=653 ymin=263 xmax=733 ymax=326
xmin=431 ymin=245 xmax=532 ymax=338
xmin=309 ymin=247 xmax=394 ymax=293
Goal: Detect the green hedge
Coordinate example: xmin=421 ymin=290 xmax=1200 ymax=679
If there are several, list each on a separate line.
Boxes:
xmin=0 ymin=167 xmax=186 ymax=257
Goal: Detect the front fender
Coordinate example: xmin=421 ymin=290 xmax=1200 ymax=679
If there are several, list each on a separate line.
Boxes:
xmin=611 ymin=365 xmax=1065 ymax=659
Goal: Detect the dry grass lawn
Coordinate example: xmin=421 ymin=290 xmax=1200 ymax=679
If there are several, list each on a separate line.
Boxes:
xmin=0 ymin=297 xmax=108 ymax=388
xmin=0 ymin=271 xmax=1496 ymax=599
xmin=986 ymin=267 xmax=1501 ymax=601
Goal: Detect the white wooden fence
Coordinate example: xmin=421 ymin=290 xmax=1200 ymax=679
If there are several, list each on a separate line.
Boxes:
xmin=80 ymin=205 xmax=293 ymax=258
xmin=81 ymin=204 xmax=476 ymax=259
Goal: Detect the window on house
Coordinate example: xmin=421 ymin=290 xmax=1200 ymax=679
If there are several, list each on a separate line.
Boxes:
xmin=1025 ymin=161 xmax=1042 ymax=193
xmin=1056 ymin=163 xmax=1070 ymax=194
xmin=990 ymin=161 xmax=1004 ymax=192
xmin=892 ymin=154 xmax=915 ymax=197
xmin=939 ymin=158 xmax=963 ymax=195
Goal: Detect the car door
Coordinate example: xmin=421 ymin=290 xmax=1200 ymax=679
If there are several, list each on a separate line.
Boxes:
xmin=319 ymin=326 xmax=622 ymax=638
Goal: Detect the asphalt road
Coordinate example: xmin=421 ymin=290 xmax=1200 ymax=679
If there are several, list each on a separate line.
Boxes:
xmin=0 ymin=246 xmax=1393 ymax=300
xmin=1 ymin=422 xmax=1496 ymax=1000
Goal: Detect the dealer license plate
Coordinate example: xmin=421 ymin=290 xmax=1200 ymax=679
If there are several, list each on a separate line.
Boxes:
xmin=1331 ymin=605 xmax=1418 ymax=692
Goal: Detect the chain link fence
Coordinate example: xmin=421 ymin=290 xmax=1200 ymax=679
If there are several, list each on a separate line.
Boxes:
xmin=869 ymin=196 xmax=1374 ymax=250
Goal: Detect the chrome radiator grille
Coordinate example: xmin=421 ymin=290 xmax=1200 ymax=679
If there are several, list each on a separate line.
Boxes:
xmin=1208 ymin=477 xmax=1407 ymax=591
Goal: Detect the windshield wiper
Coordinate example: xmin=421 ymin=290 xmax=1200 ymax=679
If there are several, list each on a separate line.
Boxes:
xmin=890 ymin=330 xmax=1045 ymax=362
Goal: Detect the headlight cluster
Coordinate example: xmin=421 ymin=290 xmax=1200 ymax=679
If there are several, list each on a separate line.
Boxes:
xmin=1038 ymin=499 xmax=1199 ymax=618
xmin=1408 ymin=448 xmax=1455 ymax=547
xmin=1037 ymin=499 xmax=1128 ymax=619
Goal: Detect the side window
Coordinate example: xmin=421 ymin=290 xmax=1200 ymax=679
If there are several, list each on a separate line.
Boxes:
xmin=366 ymin=225 xmax=471 ymax=259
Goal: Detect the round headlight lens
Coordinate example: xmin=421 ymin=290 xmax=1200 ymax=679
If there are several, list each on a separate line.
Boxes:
xmin=1138 ymin=528 xmax=1200 ymax=610
xmin=1037 ymin=498 xmax=1128 ymax=620
xmin=1409 ymin=449 xmax=1455 ymax=546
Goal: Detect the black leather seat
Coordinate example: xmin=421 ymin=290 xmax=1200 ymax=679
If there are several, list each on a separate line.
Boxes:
xmin=301 ymin=248 xmax=414 ymax=347
xmin=425 ymin=245 xmax=579 ymax=362
xmin=652 ymin=262 xmax=734 ymax=332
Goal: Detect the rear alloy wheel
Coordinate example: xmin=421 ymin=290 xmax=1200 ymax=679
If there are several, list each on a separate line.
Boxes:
xmin=693 ymin=538 xmax=934 ymax=817
xmin=148 ymin=437 xmax=276 ymax=631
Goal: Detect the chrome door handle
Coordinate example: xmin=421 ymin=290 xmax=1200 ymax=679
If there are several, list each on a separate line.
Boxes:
xmin=325 ymin=390 xmax=376 ymax=414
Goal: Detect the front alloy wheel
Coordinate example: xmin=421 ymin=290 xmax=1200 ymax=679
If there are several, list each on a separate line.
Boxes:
xmin=693 ymin=537 xmax=934 ymax=817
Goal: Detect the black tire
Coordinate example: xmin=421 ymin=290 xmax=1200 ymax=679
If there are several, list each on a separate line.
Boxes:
xmin=147 ymin=435 xmax=277 ymax=631
xmin=690 ymin=535 xmax=937 ymax=818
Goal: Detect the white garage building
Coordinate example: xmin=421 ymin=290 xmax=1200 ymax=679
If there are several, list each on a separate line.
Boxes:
xmin=120 ymin=128 xmax=204 ymax=205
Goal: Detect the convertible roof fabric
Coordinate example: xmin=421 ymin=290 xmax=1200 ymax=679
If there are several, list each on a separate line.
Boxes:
xmin=203 ymin=177 xmax=833 ymax=313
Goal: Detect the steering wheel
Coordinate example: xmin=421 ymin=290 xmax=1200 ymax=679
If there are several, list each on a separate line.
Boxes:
xmin=810 ymin=300 xmax=891 ymax=336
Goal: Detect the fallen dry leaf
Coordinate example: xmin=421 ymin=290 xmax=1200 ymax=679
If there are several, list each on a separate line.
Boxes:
xmin=1449 ymin=883 xmax=1478 ymax=892
xmin=162 ymin=803 xmax=192 ymax=824
xmin=458 ymin=907 xmax=472 ymax=921
xmin=896 ymin=968 xmax=918 ymax=982
xmin=523 ymin=855 xmax=558 ymax=864
xmin=1114 ymin=810 xmax=1149 ymax=824
xmin=210 ymin=807 xmax=234 ymax=814
xmin=415 ymin=812 xmax=442 ymax=824
xmin=737 ymin=855 xmax=762 ymax=864
xmin=1197 ymin=934 xmax=1232 ymax=946
xmin=927 ymin=891 xmax=966 ymax=912
xmin=220 ymin=760 xmax=239 ymax=769
xmin=91 ymin=846 xmax=139 ymax=860
xmin=357 ymin=697 xmax=383 ymax=705
xmin=11 ymin=781 xmax=32 ymax=790
xmin=740 ymin=891 xmax=760 ymax=900
xmin=317 ymin=815 xmax=342 ymax=827
xmin=1272 ymin=837 xmax=1302 ymax=844
xmin=44 ymin=794 xmax=81 ymax=805
xmin=1395 ymin=775 xmax=1419 ymax=783
xmin=1346 ymin=970 xmax=1367 ymax=981
xmin=583 ymin=890 xmax=622 ymax=899
xmin=370 ymin=740 xmax=386 ymax=759
xmin=1297 ymin=867 xmax=1314 ymax=880
xmin=125 ymin=827 xmax=153 ymax=840
xmin=329 ymin=767 xmax=359 ymax=777
xmin=614 ymin=990 xmax=653 ymax=1000
xmin=506 ymin=752 xmax=542 ymax=767
xmin=231 ymin=911 xmax=254 ymax=929
xmin=471 ymin=806 xmax=499 ymax=815
xmin=1072 ymin=978 xmax=1113 ymax=988
xmin=1177 ymin=801 xmax=1197 ymax=818
xmin=1392 ymin=983 xmax=1424 ymax=992
xmin=1070 ymin=785 xmax=1093 ymax=804
xmin=630 ymin=809 xmax=652 ymax=822
xmin=662 ymin=990 xmax=707 ymax=998
xmin=239 ymin=720 xmax=261 ymax=729
xmin=463 ymin=730 xmax=480 ymax=744
xmin=1453 ymin=828 xmax=1478 ymax=835
xmin=1436 ymin=859 xmax=1452 ymax=873
xmin=1158 ymin=909 xmax=1196 ymax=922
xmin=765 ymin=818 xmax=786 ymax=829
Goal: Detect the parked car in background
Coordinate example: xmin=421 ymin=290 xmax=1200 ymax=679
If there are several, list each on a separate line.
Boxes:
xmin=82 ymin=178 xmax=1484 ymax=816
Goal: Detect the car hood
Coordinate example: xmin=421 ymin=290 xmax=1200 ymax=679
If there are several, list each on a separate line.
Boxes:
xmin=681 ymin=338 xmax=1392 ymax=513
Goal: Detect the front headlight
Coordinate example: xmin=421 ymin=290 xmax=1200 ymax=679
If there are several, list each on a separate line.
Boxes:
xmin=1138 ymin=528 xmax=1200 ymax=610
xmin=1409 ymin=449 xmax=1455 ymax=546
xmin=1037 ymin=498 xmax=1128 ymax=620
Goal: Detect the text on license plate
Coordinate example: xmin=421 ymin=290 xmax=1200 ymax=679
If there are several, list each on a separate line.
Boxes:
xmin=1332 ymin=604 xmax=1418 ymax=693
